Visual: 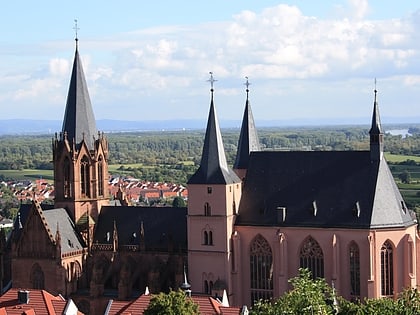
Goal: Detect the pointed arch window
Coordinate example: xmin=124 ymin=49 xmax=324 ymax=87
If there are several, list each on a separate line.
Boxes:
xmin=204 ymin=202 xmax=211 ymax=216
xmin=349 ymin=241 xmax=360 ymax=297
xmin=81 ymin=155 xmax=91 ymax=197
xmin=300 ymin=236 xmax=324 ymax=279
xmin=381 ymin=240 xmax=394 ymax=296
xmin=98 ymin=155 xmax=104 ymax=196
xmin=250 ymin=234 xmax=273 ymax=303
xmin=203 ymin=227 xmax=213 ymax=246
xmin=63 ymin=157 xmax=71 ymax=198
xmin=30 ymin=263 xmax=45 ymax=289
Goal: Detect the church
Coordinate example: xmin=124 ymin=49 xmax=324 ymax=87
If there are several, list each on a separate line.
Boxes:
xmin=5 ymin=36 xmax=420 ymax=314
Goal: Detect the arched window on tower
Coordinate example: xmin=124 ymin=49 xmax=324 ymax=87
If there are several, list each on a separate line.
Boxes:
xmin=300 ymin=236 xmax=324 ymax=279
xmin=81 ymin=155 xmax=91 ymax=198
xmin=204 ymin=202 xmax=211 ymax=216
xmin=203 ymin=231 xmax=209 ymax=245
xmin=98 ymin=155 xmax=104 ymax=196
xmin=349 ymin=241 xmax=360 ymax=297
xmin=203 ymin=227 xmax=214 ymax=246
xmin=64 ymin=157 xmax=71 ymax=198
xmin=250 ymin=234 xmax=273 ymax=303
xmin=30 ymin=263 xmax=45 ymax=289
xmin=381 ymin=240 xmax=394 ymax=296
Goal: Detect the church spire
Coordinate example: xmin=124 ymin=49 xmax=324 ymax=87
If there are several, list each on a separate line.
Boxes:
xmin=369 ymin=79 xmax=384 ymax=161
xmin=188 ymin=73 xmax=240 ymax=184
xmin=234 ymin=77 xmax=260 ymax=176
xmin=61 ymin=27 xmax=98 ymax=150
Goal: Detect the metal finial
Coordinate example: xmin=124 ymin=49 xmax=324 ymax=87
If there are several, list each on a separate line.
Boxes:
xmin=244 ymin=76 xmax=251 ymax=91
xmin=73 ymin=19 xmax=80 ymax=41
xmin=244 ymin=76 xmax=251 ymax=99
xmin=208 ymin=72 xmax=217 ymax=93
xmin=374 ymin=78 xmax=377 ymax=94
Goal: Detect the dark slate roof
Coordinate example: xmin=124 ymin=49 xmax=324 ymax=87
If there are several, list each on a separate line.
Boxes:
xmin=12 ymin=204 xmax=84 ymax=253
xmin=188 ymin=97 xmax=241 ymax=185
xmin=12 ymin=203 xmax=55 ymax=242
xmin=42 ymin=208 xmax=85 ymax=253
xmin=94 ymin=206 xmax=187 ymax=251
xmin=61 ymin=42 xmax=98 ymax=150
xmin=369 ymin=90 xmax=382 ymax=135
xmin=235 ymin=151 xmax=415 ymax=229
xmin=234 ymin=98 xmax=260 ymax=170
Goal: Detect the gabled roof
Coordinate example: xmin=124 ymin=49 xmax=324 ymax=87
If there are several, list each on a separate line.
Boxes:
xmin=61 ymin=40 xmax=98 ymax=150
xmin=236 ymin=151 xmax=415 ymax=229
xmin=42 ymin=208 xmax=85 ymax=253
xmin=233 ymin=95 xmax=260 ymax=170
xmin=188 ymin=96 xmax=240 ymax=185
xmin=104 ymin=294 xmax=241 ymax=315
xmin=13 ymin=203 xmax=84 ymax=254
xmin=94 ymin=206 xmax=187 ymax=251
xmin=0 ymin=288 xmax=83 ymax=315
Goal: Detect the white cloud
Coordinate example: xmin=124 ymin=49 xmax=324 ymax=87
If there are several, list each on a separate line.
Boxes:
xmin=2 ymin=2 xmax=420 ymax=121
xmin=49 ymin=58 xmax=69 ymax=77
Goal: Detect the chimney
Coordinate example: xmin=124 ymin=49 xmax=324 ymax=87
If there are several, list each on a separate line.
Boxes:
xmin=18 ymin=290 xmax=30 ymax=304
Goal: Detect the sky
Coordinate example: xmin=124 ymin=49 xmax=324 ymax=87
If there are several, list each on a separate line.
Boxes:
xmin=1 ymin=0 xmax=420 ymax=126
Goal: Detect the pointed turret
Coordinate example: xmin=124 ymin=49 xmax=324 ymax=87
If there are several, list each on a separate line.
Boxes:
xmin=53 ymin=34 xmax=109 ymax=222
xmin=369 ymin=83 xmax=384 ymax=161
xmin=234 ymin=77 xmax=260 ymax=179
xmin=61 ymin=38 xmax=97 ymax=150
xmin=188 ymin=73 xmax=240 ymax=185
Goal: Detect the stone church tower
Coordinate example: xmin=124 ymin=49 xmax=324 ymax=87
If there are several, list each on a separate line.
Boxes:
xmin=187 ymin=73 xmax=242 ymax=301
xmin=53 ymin=37 xmax=109 ymax=224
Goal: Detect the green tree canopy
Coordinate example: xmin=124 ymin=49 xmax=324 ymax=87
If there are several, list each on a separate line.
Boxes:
xmin=144 ymin=289 xmax=200 ymax=315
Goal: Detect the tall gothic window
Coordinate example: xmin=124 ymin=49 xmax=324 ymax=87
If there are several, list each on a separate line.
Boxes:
xmin=381 ymin=240 xmax=394 ymax=296
xmin=203 ymin=228 xmax=213 ymax=245
xmin=204 ymin=202 xmax=211 ymax=216
xmin=30 ymin=263 xmax=45 ymax=289
xmin=250 ymin=234 xmax=273 ymax=303
xmin=349 ymin=241 xmax=360 ymax=297
xmin=300 ymin=236 xmax=324 ymax=279
xmin=81 ymin=156 xmax=91 ymax=197
xmin=64 ymin=157 xmax=71 ymax=198
xmin=98 ymin=155 xmax=104 ymax=196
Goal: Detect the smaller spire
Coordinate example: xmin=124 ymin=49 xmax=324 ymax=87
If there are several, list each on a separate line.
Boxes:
xmin=180 ymin=264 xmax=191 ymax=297
xmin=369 ymin=78 xmax=384 ymax=161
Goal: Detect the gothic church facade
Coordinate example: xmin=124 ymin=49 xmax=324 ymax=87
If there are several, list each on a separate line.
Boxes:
xmin=6 ymin=38 xmax=420 ymax=313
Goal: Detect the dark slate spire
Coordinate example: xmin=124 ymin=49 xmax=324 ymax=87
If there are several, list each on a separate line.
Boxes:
xmin=61 ymin=36 xmax=98 ymax=150
xmin=188 ymin=73 xmax=241 ymax=185
xmin=234 ymin=77 xmax=260 ymax=170
xmin=369 ymin=80 xmax=384 ymax=161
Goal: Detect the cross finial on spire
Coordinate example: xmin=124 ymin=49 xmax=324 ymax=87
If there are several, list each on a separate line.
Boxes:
xmin=374 ymin=78 xmax=378 ymax=101
xmin=73 ymin=19 xmax=80 ymax=45
xmin=208 ymin=72 xmax=217 ymax=94
xmin=244 ymin=76 xmax=251 ymax=99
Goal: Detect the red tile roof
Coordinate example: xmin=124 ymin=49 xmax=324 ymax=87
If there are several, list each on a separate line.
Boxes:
xmin=0 ymin=289 xmax=83 ymax=315
xmin=105 ymin=294 xmax=241 ymax=315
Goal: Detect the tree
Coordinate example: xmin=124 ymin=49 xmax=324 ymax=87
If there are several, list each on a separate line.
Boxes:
xmin=250 ymin=268 xmax=337 ymax=315
xmin=144 ymin=289 xmax=200 ymax=315
xmin=172 ymin=196 xmax=186 ymax=208
xmin=398 ymin=170 xmax=411 ymax=184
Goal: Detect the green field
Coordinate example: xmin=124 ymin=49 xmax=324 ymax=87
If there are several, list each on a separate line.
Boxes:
xmin=385 ymin=153 xmax=420 ymax=163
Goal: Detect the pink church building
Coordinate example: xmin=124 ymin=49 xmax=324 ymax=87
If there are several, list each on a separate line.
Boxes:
xmin=187 ymin=74 xmax=419 ymax=307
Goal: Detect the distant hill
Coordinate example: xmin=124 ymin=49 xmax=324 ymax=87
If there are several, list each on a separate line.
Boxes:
xmin=0 ymin=117 xmax=419 ymax=135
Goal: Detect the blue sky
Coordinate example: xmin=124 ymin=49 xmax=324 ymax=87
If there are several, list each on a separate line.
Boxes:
xmin=1 ymin=0 xmax=420 ymax=125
